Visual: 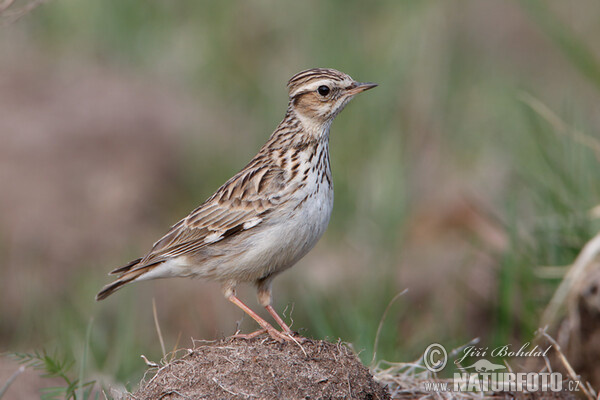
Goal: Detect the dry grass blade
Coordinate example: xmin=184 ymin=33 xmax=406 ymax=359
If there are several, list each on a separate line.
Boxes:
xmin=371 ymin=289 xmax=408 ymax=366
xmin=0 ymin=365 xmax=25 ymax=398
xmin=168 ymin=331 xmax=183 ymax=363
xmin=373 ymin=339 xmax=481 ymax=399
xmin=152 ymin=298 xmax=166 ymax=359
xmin=537 ymin=327 xmax=596 ymax=400
xmin=371 ymin=334 xmax=596 ymax=399
xmin=541 ymin=231 xmax=600 ymax=327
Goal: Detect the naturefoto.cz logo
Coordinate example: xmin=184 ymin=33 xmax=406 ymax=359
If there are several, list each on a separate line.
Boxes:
xmin=422 ymin=343 xmax=581 ymax=393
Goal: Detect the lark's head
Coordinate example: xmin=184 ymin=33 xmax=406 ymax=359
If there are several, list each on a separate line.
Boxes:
xmin=287 ymin=68 xmax=377 ymax=127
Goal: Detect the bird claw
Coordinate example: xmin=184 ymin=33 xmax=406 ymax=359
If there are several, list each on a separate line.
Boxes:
xmin=233 ymin=328 xmax=306 ymax=343
xmin=267 ymin=328 xmax=300 ymax=343
xmin=232 ymin=329 xmax=268 ymax=340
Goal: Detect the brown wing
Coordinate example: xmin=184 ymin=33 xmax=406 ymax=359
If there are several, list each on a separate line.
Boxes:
xmin=136 ymin=162 xmax=287 ymax=266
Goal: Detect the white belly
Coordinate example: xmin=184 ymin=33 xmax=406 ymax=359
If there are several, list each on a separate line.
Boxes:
xmin=223 ymin=179 xmax=334 ymax=281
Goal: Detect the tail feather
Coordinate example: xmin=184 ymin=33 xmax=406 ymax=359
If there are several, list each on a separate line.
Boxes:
xmin=96 ymin=274 xmax=139 ymax=301
xmin=96 ymin=260 xmax=162 ymax=301
xmin=109 ymin=257 xmax=143 ymax=275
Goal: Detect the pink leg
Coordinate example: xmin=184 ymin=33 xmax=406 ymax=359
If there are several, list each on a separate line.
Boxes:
xmin=228 ymin=294 xmax=294 ymax=342
xmin=265 ymin=305 xmax=292 ymax=333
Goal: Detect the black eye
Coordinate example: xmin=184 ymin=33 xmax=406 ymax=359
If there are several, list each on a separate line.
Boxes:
xmin=317 ymin=85 xmax=330 ymax=96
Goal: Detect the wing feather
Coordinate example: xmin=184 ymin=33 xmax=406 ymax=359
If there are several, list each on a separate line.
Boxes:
xmin=138 ymin=162 xmax=287 ymax=265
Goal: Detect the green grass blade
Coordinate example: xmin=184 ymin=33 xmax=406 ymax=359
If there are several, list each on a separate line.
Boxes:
xmin=77 ymin=318 xmax=94 ymax=400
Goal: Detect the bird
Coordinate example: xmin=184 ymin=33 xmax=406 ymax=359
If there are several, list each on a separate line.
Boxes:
xmin=96 ymin=68 xmax=377 ymax=342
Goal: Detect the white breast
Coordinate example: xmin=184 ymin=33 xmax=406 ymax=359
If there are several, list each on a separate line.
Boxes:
xmin=210 ymin=143 xmax=334 ymax=281
xmin=281 ymin=141 xmax=334 ymax=264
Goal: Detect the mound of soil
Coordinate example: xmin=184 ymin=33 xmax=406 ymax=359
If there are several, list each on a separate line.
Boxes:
xmin=133 ymin=337 xmax=390 ymax=399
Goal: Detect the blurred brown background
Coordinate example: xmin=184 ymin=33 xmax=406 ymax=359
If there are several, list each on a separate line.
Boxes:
xmin=1 ymin=0 xmax=600 ymax=395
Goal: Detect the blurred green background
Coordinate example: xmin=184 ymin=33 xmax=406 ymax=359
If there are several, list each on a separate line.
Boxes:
xmin=1 ymin=0 xmax=600 ymax=395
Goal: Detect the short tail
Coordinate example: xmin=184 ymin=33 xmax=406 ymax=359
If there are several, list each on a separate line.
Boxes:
xmin=96 ymin=258 xmax=160 ymax=301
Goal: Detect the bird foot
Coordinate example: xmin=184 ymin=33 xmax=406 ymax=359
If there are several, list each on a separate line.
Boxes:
xmin=227 ymin=294 xmax=306 ymax=343
xmin=233 ymin=328 xmax=306 ymax=343
xmin=232 ymin=329 xmax=268 ymax=340
xmin=269 ymin=329 xmax=306 ymax=343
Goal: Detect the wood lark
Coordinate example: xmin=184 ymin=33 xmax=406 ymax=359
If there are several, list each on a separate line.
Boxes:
xmin=96 ymin=68 xmax=377 ymax=341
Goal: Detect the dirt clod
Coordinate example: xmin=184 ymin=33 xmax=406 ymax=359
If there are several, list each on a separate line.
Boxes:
xmin=133 ymin=337 xmax=390 ymax=400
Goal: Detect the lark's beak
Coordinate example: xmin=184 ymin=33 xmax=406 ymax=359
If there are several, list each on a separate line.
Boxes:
xmin=347 ymin=82 xmax=378 ymax=95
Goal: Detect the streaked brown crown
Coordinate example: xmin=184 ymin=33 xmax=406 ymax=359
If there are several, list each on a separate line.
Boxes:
xmin=287 ymin=68 xmax=352 ymax=97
